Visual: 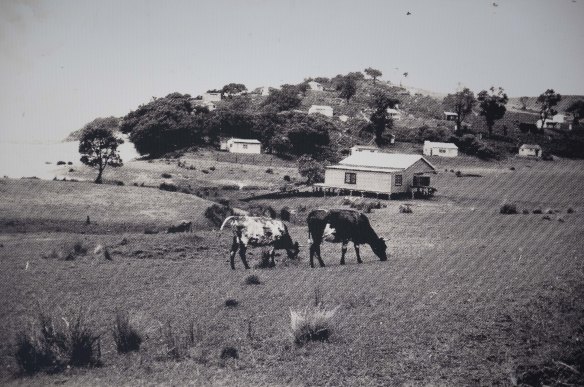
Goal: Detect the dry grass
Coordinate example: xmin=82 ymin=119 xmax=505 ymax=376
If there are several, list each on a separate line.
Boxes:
xmin=289 ymin=304 xmax=339 ymax=346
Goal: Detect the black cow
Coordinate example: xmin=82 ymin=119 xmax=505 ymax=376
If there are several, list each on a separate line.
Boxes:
xmin=307 ymin=209 xmax=388 ymax=268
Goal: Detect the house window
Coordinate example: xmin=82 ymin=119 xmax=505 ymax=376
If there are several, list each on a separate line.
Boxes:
xmin=243 ymin=144 xmax=248 ymax=149
xmin=439 ymin=149 xmax=446 ymax=153
xmin=345 ymin=172 xmax=357 ymax=184
xmin=395 ymin=174 xmax=403 ymax=186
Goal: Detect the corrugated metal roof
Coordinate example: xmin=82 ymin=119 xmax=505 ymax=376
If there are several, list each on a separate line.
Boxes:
xmin=338 ymin=153 xmax=436 ymax=170
xmin=424 ymin=141 xmax=458 ymax=149
xmin=228 ymin=138 xmax=261 ymax=144
xmin=327 ymin=165 xmax=403 ymax=173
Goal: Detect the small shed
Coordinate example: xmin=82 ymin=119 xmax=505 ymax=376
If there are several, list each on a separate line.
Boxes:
xmin=518 ymin=144 xmax=542 ymax=158
xmin=203 ymin=92 xmax=222 ymax=103
xmin=308 ymin=105 xmax=333 ymax=117
xmin=423 ymin=141 xmax=459 ymax=157
xmin=308 ymin=81 xmax=324 ymax=91
xmin=315 ymin=153 xmax=436 ymax=197
xmin=387 ymin=108 xmax=402 ymax=120
xmin=350 ymin=145 xmax=381 ymax=155
xmin=226 ymin=138 xmax=262 ymax=154
xmin=444 ymin=111 xmax=458 ymax=121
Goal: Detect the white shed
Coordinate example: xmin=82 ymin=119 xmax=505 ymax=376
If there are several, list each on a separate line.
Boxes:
xmin=444 ymin=111 xmax=458 ymax=121
xmin=315 ymin=153 xmax=436 ymax=197
xmin=423 ymin=141 xmax=459 ymax=157
xmin=308 ymin=81 xmax=324 ymax=91
xmin=387 ymin=108 xmax=402 ymax=120
xmin=226 ymin=138 xmax=262 ymax=154
xmin=308 ymin=105 xmax=333 ymax=117
xmin=518 ymin=144 xmax=542 ymax=158
xmin=350 ymin=145 xmax=381 ymax=155
xmin=203 ymin=92 xmax=222 ymax=102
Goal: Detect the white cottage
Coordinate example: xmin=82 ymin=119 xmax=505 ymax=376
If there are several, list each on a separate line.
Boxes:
xmin=308 ymin=81 xmax=324 ymax=91
xmin=308 ymin=105 xmax=333 ymax=117
xmin=203 ymin=92 xmax=222 ymax=102
xmin=423 ymin=141 xmax=459 ymax=157
xmin=315 ymin=153 xmax=436 ymax=197
xmin=518 ymin=144 xmax=542 ymax=158
xmin=444 ymin=112 xmax=458 ymax=121
xmin=226 ymin=138 xmax=262 ymax=154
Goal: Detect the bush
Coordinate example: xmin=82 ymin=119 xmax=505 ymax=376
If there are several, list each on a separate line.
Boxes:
xmin=289 ymin=305 xmax=339 ymax=346
xmin=283 ymin=175 xmax=291 ymax=182
xmin=220 ymin=347 xmax=238 ymax=360
xmin=224 ymin=299 xmax=239 ymax=308
xmin=247 ymin=204 xmax=277 ymax=218
xmin=399 ymin=204 xmax=413 ymax=214
xmin=245 ymin=275 xmax=261 ymax=285
xmin=500 ymin=203 xmax=518 ymax=214
xmin=14 ymin=310 xmax=101 ymax=375
xmin=280 ymin=207 xmax=291 ymax=221
xmin=144 ymin=228 xmax=159 ymax=234
xmin=522 ymin=209 xmax=530 ymax=214
xmin=221 ymin=184 xmax=240 ymax=190
xmin=201 ymin=170 xmax=209 ymax=174
xmin=533 ymin=208 xmax=543 ymax=214
xmin=68 ymin=168 xmax=75 ymax=172
xmin=210 ymin=166 xmax=216 ymax=171
xmin=159 ymin=182 xmax=178 ymax=192
xmin=567 ymin=207 xmax=574 ymax=214
xmin=162 ymin=320 xmax=198 ymax=360
xmin=112 ymin=311 xmax=143 ymax=353
xmin=205 ymin=204 xmax=235 ymax=227
xmin=161 ymin=173 xmax=172 ymax=178
xmin=265 ymin=168 xmax=274 ymax=174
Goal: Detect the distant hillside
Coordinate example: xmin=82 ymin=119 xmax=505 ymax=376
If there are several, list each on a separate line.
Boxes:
xmin=508 ymin=95 xmax=584 ymax=113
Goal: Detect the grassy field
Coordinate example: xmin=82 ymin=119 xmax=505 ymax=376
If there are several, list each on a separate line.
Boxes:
xmin=0 ymin=155 xmax=583 ymax=385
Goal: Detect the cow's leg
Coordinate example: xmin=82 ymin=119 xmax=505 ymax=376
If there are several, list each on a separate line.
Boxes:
xmin=315 ymin=244 xmax=325 ymax=267
xmin=340 ymin=241 xmax=348 ymax=265
xmin=229 ymin=236 xmax=240 ymax=270
xmin=270 ymin=247 xmax=276 ymax=267
xmin=355 ymin=243 xmax=363 ymax=264
xmin=309 ymin=243 xmax=316 ymax=268
xmin=239 ymin=244 xmax=250 ymax=269
xmin=310 ymin=243 xmax=325 ymax=268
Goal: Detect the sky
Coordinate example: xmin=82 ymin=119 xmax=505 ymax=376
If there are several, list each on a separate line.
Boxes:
xmin=0 ymin=0 xmax=583 ymax=143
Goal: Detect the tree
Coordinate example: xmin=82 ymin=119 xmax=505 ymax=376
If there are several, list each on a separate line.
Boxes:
xmin=121 ymin=93 xmax=209 ymax=156
xmin=518 ymin=96 xmax=529 ymax=110
xmin=477 ymin=87 xmax=508 ymax=135
xmin=566 ymin=100 xmax=584 ymax=127
xmin=221 ymin=83 xmax=247 ymax=98
xmin=338 ymin=75 xmax=357 ymax=102
xmin=368 ymin=91 xmax=399 ymax=144
xmin=263 ymin=85 xmax=302 ymax=112
xmin=537 ymin=89 xmax=562 ymax=127
xmin=297 ymin=155 xmax=326 ymax=184
xmin=443 ymin=88 xmax=476 ymax=131
xmin=78 ymin=117 xmax=124 ymax=183
xmin=364 ymin=67 xmax=382 ymax=84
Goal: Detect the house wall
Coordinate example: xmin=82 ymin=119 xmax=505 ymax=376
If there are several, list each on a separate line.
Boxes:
xmin=400 ymin=159 xmax=436 ymax=193
xmin=324 ymin=168 xmax=393 ymax=193
xmin=227 ymin=142 xmax=261 ymax=154
xmin=519 ymin=148 xmax=540 ymax=157
xmin=424 ymin=146 xmax=458 ymax=157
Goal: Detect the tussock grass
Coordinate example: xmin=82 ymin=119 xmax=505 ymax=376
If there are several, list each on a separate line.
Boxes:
xmin=255 ymin=251 xmax=275 ymax=269
xmin=224 ymin=299 xmax=239 ymax=308
xmin=161 ymin=319 xmax=199 ymax=361
xmin=219 ymin=346 xmax=238 ymax=360
xmin=14 ymin=310 xmax=101 ymax=375
xmin=399 ymin=204 xmax=413 ymax=214
xmin=112 ymin=312 xmax=143 ymax=353
xmin=500 ymin=203 xmax=518 ymax=214
xmin=289 ymin=304 xmax=339 ymax=346
xmin=245 ymin=275 xmax=261 ymax=285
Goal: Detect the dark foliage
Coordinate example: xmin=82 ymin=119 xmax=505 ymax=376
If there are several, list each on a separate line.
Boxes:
xmin=78 ymin=117 xmax=124 ymax=183
xmin=112 ymin=312 xmax=142 ymax=353
xmin=159 ymin=182 xmax=178 ymax=192
xmin=500 ymin=203 xmax=518 ymax=214
xmin=280 ymin=207 xmax=291 ymax=221
xmin=204 ymin=204 xmax=235 ymax=227
xmin=245 ymin=275 xmax=261 ymax=285
xmin=220 ymin=346 xmax=239 ymax=360
xmin=224 ymin=299 xmax=239 ymax=308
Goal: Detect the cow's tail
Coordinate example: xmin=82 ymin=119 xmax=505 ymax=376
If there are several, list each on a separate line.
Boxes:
xmin=220 ymin=216 xmax=237 ymax=231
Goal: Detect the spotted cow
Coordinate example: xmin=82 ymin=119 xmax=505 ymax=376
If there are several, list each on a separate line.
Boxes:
xmin=220 ymin=216 xmax=300 ymax=269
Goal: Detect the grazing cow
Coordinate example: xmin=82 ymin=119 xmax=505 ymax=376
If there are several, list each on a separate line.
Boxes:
xmin=167 ymin=220 xmax=193 ymax=233
xmin=307 ymin=209 xmax=387 ymax=268
xmin=220 ymin=216 xmax=300 ymax=269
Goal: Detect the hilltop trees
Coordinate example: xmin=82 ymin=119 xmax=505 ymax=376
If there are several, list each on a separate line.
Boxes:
xmin=364 ymin=67 xmax=382 ymax=84
xmin=120 ymin=93 xmax=209 ymax=157
xmin=477 ymin=87 xmax=508 ymax=135
xmin=221 ymin=83 xmax=247 ymax=98
xmin=338 ymin=75 xmax=357 ymax=102
xmin=537 ymin=89 xmax=562 ymax=126
xmin=297 ymin=155 xmax=326 ymax=184
xmin=566 ymin=100 xmax=584 ymax=127
xmin=263 ymin=85 xmax=302 ymax=112
xmin=368 ymin=91 xmax=400 ymax=145
xmin=78 ymin=117 xmax=124 ymax=183
xmin=443 ymin=88 xmax=476 ymax=131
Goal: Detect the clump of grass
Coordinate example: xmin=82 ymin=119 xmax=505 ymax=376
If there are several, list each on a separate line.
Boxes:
xmin=209 ymin=166 xmax=216 ymax=171
xmin=159 ymin=182 xmax=178 ymax=192
xmin=224 ymin=299 xmax=239 ymax=308
xmin=161 ymin=173 xmax=172 ymax=178
xmin=245 ymin=275 xmax=261 ymax=285
xmin=201 ymin=170 xmax=209 ymax=174
xmin=289 ymin=305 xmax=339 ymax=346
xmin=14 ymin=310 xmax=101 ymax=375
xmin=220 ymin=346 xmax=238 ymax=360
xmin=283 ymin=175 xmax=291 ymax=181
xmin=533 ymin=208 xmax=543 ymax=214
xmin=162 ymin=319 xmax=198 ymax=360
xmin=500 ymin=203 xmax=518 ymax=214
xmin=567 ymin=207 xmax=574 ymax=214
xmin=112 ymin=311 xmax=143 ymax=353
xmin=522 ymin=209 xmax=530 ymax=214
xmin=546 ymin=209 xmax=554 ymax=214
xmin=399 ymin=204 xmax=413 ymax=214
xmin=265 ymin=168 xmax=273 ymax=174
xmin=144 ymin=228 xmax=159 ymax=235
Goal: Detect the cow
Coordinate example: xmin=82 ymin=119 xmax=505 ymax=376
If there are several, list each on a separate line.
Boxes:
xmin=307 ymin=209 xmax=388 ymax=268
xmin=167 ymin=220 xmax=193 ymax=233
xmin=220 ymin=216 xmax=300 ymax=269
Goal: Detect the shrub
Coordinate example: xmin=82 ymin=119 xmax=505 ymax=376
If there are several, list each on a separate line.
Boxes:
xmin=221 ymin=184 xmax=240 ymax=190
xmin=210 ymin=166 xmax=216 ymax=171
xmin=204 ymin=204 xmax=235 ymax=227
xmin=265 ymin=168 xmax=274 ymax=174
xmin=546 ymin=209 xmax=554 ymax=214
xmin=280 ymin=207 xmax=291 ymax=222
xmin=500 ymin=203 xmax=518 ymax=214
xmin=224 ymin=299 xmax=239 ymax=308
xmin=533 ymin=208 xmax=543 ymax=214
xmin=161 ymin=173 xmax=172 ymax=178
xmin=399 ymin=204 xmax=413 ymax=214
xmin=14 ymin=310 xmax=101 ymax=375
xmin=159 ymin=182 xmax=178 ymax=192
xmin=245 ymin=275 xmax=261 ymax=285
xmin=112 ymin=311 xmax=142 ymax=353
xmin=283 ymin=175 xmax=291 ymax=182
xmin=115 ymin=180 xmax=124 ymax=186
xmin=247 ymin=204 xmax=277 ymax=218
xmin=567 ymin=207 xmax=574 ymax=213
xmin=202 ymin=170 xmax=209 ymax=174
xmin=522 ymin=209 xmax=529 ymax=214
xmin=67 ymin=162 xmax=73 ymax=165
xmin=220 ymin=347 xmax=238 ymax=360
xmin=144 ymin=228 xmax=159 ymax=234
xmin=455 ymin=171 xmax=462 ymax=177
xmin=289 ymin=305 xmax=339 ymax=346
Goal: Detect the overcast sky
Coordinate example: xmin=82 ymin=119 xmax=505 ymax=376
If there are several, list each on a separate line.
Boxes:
xmin=1 ymin=0 xmax=583 ymax=143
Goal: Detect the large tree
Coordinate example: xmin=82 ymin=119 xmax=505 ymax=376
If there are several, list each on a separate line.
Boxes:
xmin=477 ymin=87 xmax=508 ymax=135
xmin=537 ymin=89 xmax=562 ymax=127
xmin=443 ymin=88 xmax=476 ymax=131
xmin=566 ymin=100 xmax=584 ymax=127
xmin=221 ymin=83 xmax=247 ymax=98
xmin=78 ymin=117 xmax=124 ymax=183
xmin=120 ymin=93 xmax=209 ymax=156
xmin=263 ymin=85 xmax=302 ymax=112
xmin=364 ymin=67 xmax=382 ymax=84
xmin=368 ymin=91 xmax=400 ymax=144
xmin=297 ymin=155 xmax=326 ymax=184
xmin=338 ymin=75 xmax=357 ymax=102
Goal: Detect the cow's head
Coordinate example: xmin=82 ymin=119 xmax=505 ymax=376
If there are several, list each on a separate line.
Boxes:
xmin=370 ymin=237 xmax=388 ymax=261
xmin=287 ymin=241 xmax=300 ymax=259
